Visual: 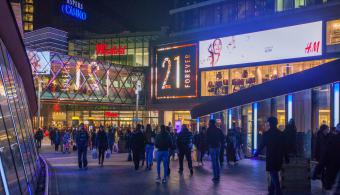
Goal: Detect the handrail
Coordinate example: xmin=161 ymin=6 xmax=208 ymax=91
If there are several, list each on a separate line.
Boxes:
xmin=39 ymin=154 xmax=49 ymax=195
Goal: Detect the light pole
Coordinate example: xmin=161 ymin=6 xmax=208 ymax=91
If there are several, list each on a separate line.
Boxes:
xmin=135 ymin=80 xmax=142 ymax=125
xmin=37 ymin=81 xmax=42 ymax=129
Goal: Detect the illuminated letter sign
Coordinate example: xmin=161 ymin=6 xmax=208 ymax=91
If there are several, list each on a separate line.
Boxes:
xmin=61 ymin=0 xmax=87 ymax=21
xmin=95 ymin=44 xmax=127 ymax=56
xmin=156 ymin=44 xmax=198 ymax=99
xmin=199 ymin=21 xmax=323 ymax=69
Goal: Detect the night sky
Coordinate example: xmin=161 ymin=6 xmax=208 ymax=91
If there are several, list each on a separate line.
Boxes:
xmin=35 ymin=0 xmax=175 ymax=35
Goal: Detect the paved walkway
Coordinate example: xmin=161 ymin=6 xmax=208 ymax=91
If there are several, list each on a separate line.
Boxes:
xmin=40 ymin=144 xmax=325 ymax=195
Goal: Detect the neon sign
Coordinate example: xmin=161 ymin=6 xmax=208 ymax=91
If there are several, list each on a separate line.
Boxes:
xmin=95 ymin=44 xmax=127 ymax=56
xmin=61 ymin=0 xmax=87 ymax=21
xmin=105 ymin=112 xmax=119 ymax=118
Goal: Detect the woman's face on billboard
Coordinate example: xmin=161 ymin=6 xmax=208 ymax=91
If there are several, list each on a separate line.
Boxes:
xmin=213 ymin=39 xmax=222 ymax=54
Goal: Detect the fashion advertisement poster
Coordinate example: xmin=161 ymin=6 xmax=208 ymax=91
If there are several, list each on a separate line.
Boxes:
xmin=199 ymin=21 xmax=322 ymax=69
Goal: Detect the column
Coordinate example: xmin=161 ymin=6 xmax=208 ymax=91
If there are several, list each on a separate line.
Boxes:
xmin=252 ymin=102 xmax=258 ymax=153
xmin=332 ymin=82 xmax=340 ymax=127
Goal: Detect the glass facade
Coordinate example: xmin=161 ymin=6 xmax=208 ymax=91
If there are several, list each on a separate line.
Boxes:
xmin=171 ymin=0 xmax=334 ymax=33
xmin=198 ymin=81 xmax=338 ymax=158
xmin=28 ymin=51 xmax=145 ymax=104
xmin=201 ymin=59 xmax=335 ymax=96
xmin=68 ymin=34 xmax=158 ymax=67
xmin=0 ymin=39 xmax=38 ymax=194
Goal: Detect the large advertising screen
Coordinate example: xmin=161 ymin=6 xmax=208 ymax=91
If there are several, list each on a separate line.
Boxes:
xmin=199 ymin=21 xmax=323 ymax=69
xmin=156 ymin=44 xmax=197 ymax=99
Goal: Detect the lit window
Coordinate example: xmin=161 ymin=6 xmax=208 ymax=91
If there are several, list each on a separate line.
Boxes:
xmin=327 ymin=19 xmax=340 ymax=45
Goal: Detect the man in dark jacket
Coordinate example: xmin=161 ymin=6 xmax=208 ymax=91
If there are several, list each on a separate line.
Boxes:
xmin=76 ymin=124 xmax=89 ymax=169
xmin=35 ymin=128 xmax=44 ymax=148
xmin=108 ymin=127 xmax=115 ymax=154
xmin=321 ymin=124 xmax=340 ymax=190
xmin=54 ymin=129 xmax=61 ymax=151
xmin=131 ymin=124 xmax=146 ymax=170
xmin=313 ymin=124 xmax=330 ymax=180
xmin=207 ymin=119 xmax=225 ymax=182
xmin=283 ymin=119 xmax=297 ymax=163
xmin=96 ymin=125 xmax=108 ymax=167
xmin=255 ymin=117 xmax=284 ymax=195
xmin=155 ymin=125 xmax=172 ymax=183
xmin=177 ymin=124 xmax=194 ymax=175
xmin=197 ymin=127 xmax=208 ymax=166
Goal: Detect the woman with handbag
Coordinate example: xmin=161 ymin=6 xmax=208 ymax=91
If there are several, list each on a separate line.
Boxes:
xmin=96 ymin=125 xmax=108 ymax=167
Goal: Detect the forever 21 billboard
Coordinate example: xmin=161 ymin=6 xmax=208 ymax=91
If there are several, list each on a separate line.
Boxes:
xmin=156 ymin=43 xmax=197 ymax=99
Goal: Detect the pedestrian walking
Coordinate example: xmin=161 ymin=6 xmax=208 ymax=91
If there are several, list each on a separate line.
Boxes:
xmin=207 ymin=119 xmax=225 ymax=182
xmin=312 ymin=124 xmax=330 ymax=180
xmin=255 ymin=117 xmax=284 ymax=195
xmin=35 ymin=128 xmax=44 ymax=149
xmin=145 ymin=124 xmax=156 ymax=170
xmin=283 ymin=119 xmax=297 ymax=163
xmin=49 ymin=127 xmax=55 ymax=145
xmin=63 ymin=130 xmax=71 ymax=154
xmin=319 ymin=123 xmax=340 ymax=190
xmin=96 ymin=125 xmax=108 ymax=167
xmin=167 ymin=126 xmax=177 ymax=175
xmin=108 ymin=127 xmax=115 ymax=154
xmin=226 ymin=128 xmax=237 ymax=166
xmin=177 ymin=124 xmax=194 ymax=175
xmin=155 ymin=125 xmax=172 ymax=183
xmin=76 ymin=124 xmax=89 ymax=169
xmin=90 ymin=128 xmax=97 ymax=150
xmin=131 ymin=124 xmax=146 ymax=170
xmin=197 ymin=127 xmax=208 ymax=166
xmin=54 ymin=129 xmax=61 ymax=151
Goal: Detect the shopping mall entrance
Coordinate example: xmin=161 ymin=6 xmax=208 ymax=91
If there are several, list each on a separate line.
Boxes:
xmin=33 ymin=103 xmax=159 ymax=128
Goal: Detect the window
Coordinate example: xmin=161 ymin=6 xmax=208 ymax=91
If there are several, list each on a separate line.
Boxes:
xmin=327 ymin=19 xmax=340 ymax=45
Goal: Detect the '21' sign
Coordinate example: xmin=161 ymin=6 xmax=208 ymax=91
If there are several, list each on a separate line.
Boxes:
xmin=305 ymin=41 xmax=320 ymax=54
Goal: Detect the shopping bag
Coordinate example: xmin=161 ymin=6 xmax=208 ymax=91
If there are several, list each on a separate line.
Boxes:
xmin=92 ymin=149 xmax=97 ymax=159
xmin=105 ymin=150 xmax=111 ymax=159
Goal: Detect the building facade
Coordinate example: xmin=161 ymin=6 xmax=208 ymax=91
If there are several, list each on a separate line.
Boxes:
xmin=0 ymin=0 xmax=40 ymax=194
xmin=28 ymin=51 xmax=155 ymax=128
xmin=68 ymin=32 xmax=160 ymax=67
xmin=148 ymin=1 xmax=340 ymax=141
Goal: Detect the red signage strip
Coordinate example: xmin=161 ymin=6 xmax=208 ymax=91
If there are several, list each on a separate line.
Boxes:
xmin=95 ymin=44 xmax=127 ymax=56
xmin=105 ymin=112 xmax=119 ymax=118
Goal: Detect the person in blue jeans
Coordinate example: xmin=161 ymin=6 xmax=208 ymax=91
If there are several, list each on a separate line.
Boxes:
xmin=76 ymin=123 xmax=89 ymax=170
xmin=206 ymin=119 xmax=225 ymax=182
xmin=144 ymin=124 xmax=156 ymax=170
xmin=155 ymin=125 xmax=172 ymax=183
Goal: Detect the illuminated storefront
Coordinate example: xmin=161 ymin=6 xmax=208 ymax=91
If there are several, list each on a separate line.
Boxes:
xmin=68 ymin=32 xmax=159 ymax=67
xmin=29 ymin=51 xmax=155 ymax=128
xmin=149 ymin=4 xmax=340 ymax=157
xmin=190 ymin=16 xmax=340 ymax=158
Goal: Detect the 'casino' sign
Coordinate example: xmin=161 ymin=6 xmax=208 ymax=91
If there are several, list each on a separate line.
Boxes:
xmin=61 ymin=0 xmax=87 ymax=21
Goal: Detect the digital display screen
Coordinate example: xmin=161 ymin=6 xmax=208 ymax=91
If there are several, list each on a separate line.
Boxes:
xmin=199 ymin=21 xmax=322 ymax=69
xmin=156 ymin=44 xmax=197 ymax=99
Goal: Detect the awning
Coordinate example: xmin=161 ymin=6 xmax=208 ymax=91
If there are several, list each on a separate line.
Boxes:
xmin=191 ymin=59 xmax=340 ymax=118
xmin=0 ymin=0 xmax=38 ymax=116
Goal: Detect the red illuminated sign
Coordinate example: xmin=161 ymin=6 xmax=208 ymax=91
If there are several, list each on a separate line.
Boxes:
xmin=305 ymin=41 xmax=320 ymax=54
xmin=95 ymin=44 xmax=127 ymax=56
xmin=105 ymin=112 xmax=119 ymax=118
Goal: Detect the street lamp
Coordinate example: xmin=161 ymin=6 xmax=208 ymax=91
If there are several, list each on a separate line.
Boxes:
xmin=135 ymin=80 xmax=142 ymax=125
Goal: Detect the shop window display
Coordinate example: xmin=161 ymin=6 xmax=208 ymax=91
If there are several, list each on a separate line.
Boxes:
xmin=201 ymin=59 xmax=335 ymax=97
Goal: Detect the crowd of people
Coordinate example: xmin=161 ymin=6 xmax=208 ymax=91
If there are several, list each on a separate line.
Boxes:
xmin=33 ymin=117 xmax=340 ymax=193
